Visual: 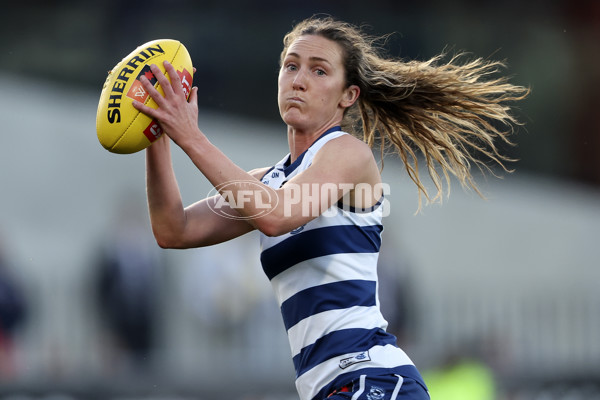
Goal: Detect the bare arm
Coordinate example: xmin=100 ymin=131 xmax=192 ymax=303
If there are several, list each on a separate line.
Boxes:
xmin=146 ymin=134 xmax=261 ymax=249
xmin=136 ymin=61 xmax=381 ymax=237
xmin=179 ymin=132 xmax=381 ymax=236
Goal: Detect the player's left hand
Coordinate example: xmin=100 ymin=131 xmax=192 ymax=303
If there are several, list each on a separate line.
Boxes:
xmin=132 ymin=60 xmax=200 ymax=148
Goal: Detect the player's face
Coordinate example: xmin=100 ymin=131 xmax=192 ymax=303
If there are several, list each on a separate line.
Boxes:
xmin=278 ymin=35 xmax=356 ymax=132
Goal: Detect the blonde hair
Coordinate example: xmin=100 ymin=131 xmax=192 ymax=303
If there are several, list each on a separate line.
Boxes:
xmin=282 ymin=16 xmax=530 ymax=209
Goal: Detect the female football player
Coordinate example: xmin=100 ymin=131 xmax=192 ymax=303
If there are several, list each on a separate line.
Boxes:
xmin=133 ymin=16 xmax=528 ymax=400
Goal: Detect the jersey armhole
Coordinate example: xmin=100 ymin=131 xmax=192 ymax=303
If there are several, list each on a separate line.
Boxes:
xmin=337 ymin=195 xmax=384 ymax=214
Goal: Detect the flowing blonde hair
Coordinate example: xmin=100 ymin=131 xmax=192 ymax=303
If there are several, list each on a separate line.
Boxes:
xmin=281 ymin=16 xmax=530 ymax=209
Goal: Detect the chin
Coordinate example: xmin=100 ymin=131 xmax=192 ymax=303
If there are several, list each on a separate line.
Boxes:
xmin=281 ymin=111 xmax=307 ymax=128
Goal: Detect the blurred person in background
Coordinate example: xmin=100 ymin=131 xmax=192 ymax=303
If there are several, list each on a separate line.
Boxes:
xmin=178 ymin=233 xmax=268 ymax=336
xmin=93 ymin=199 xmax=162 ymax=375
xmin=0 ymin=236 xmax=28 ymax=378
xmin=133 ymin=15 xmax=527 ymax=400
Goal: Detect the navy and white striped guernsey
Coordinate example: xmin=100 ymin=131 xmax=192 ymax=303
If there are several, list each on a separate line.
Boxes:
xmin=259 ymin=126 xmax=426 ymax=400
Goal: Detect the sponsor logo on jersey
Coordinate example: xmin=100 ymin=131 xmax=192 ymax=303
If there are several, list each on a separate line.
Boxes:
xmin=339 ymin=350 xmax=371 ymax=369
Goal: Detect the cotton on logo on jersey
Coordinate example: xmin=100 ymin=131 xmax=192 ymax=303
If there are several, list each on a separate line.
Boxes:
xmin=261 ymin=168 xmax=286 ymax=187
xmin=339 ymin=350 xmax=371 ymax=369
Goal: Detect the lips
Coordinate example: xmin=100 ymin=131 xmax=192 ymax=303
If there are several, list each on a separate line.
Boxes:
xmin=284 ymin=96 xmax=305 ymax=112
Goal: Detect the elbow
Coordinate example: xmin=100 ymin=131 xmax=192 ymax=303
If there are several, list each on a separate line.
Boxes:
xmin=155 ymin=236 xmax=190 ymax=250
xmin=154 ymin=235 xmax=176 ymax=249
xmin=153 ymin=229 xmax=186 ymax=250
xmin=155 ymin=237 xmax=174 ymax=249
xmin=258 ymin=225 xmax=282 ymax=238
xmin=254 ymin=216 xmax=294 ymax=237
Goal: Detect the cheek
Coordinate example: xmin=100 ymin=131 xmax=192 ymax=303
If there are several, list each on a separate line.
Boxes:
xmin=276 ymin=82 xmax=284 ymax=105
xmin=277 ymin=68 xmax=290 ymax=88
xmin=277 ymin=74 xmax=288 ymax=99
xmin=318 ymin=89 xmax=342 ymax=109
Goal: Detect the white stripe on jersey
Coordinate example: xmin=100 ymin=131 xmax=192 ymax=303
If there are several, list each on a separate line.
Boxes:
xmin=391 ymin=375 xmax=405 ymax=400
xmin=351 ymin=375 xmax=366 ymax=400
xmin=288 ymin=305 xmax=389 ymax=358
xmin=270 ymin=252 xmax=380 ymax=305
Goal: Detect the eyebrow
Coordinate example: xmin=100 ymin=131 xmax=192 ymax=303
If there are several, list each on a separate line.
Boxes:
xmin=286 ymin=52 xmax=333 ymax=66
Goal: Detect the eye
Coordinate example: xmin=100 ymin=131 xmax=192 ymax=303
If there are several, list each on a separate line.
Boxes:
xmin=315 ymin=68 xmax=326 ymax=76
xmin=285 ymin=63 xmax=298 ymax=72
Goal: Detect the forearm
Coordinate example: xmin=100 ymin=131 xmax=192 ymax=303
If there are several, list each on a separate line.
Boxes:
xmin=132 ymin=62 xmax=294 ymax=234
xmin=145 ymin=136 xmax=187 ymax=246
xmin=176 ymin=133 xmax=288 ymax=234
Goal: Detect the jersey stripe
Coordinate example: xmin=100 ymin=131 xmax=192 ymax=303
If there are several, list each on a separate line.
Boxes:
xmin=261 ymin=224 xmax=383 ymax=281
xmin=259 ymin=204 xmax=383 ymax=254
xmin=287 ymin=305 xmax=389 ymax=358
xmin=271 ymin=253 xmax=380 ymax=306
xmin=280 ymin=279 xmax=376 ymax=331
xmin=259 ymin=128 xmax=421 ymax=400
xmin=292 ymin=327 xmax=398 ymax=377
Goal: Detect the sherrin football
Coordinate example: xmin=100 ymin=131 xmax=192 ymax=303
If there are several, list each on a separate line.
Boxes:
xmin=96 ymin=39 xmax=193 ymax=154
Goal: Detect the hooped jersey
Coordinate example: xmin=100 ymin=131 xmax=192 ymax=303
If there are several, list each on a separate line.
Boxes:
xmin=259 ymin=126 xmax=424 ymax=400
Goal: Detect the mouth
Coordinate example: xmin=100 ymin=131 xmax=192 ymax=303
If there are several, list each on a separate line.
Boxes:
xmin=283 ymin=97 xmax=305 ymax=113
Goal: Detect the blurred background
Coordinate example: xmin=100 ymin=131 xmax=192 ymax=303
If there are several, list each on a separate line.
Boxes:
xmin=1 ymin=0 xmax=599 ymax=399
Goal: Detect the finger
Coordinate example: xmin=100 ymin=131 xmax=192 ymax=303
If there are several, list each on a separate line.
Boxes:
xmin=132 ymin=98 xmax=160 ymax=119
xmin=189 ymin=86 xmax=198 ymax=105
xmin=163 ymin=60 xmax=186 ymax=99
xmin=149 ymin=63 xmax=176 ymax=99
xmin=139 ymin=74 xmax=166 ymax=107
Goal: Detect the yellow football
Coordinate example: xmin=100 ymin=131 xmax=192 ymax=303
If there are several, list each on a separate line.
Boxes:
xmin=96 ymin=39 xmax=193 ymax=154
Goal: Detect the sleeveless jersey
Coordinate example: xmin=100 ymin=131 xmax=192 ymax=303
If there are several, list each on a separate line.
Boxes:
xmin=259 ymin=126 xmax=424 ymax=400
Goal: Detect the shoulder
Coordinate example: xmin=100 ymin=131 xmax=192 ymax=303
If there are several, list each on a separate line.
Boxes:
xmin=310 ymin=133 xmax=378 ymax=185
xmin=315 ymin=133 xmax=373 ymax=164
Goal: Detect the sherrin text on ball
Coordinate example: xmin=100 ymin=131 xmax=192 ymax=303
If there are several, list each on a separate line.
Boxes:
xmin=96 ymin=39 xmax=193 ymax=154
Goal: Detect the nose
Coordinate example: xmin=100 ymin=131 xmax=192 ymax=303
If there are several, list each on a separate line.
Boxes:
xmin=292 ymin=69 xmax=307 ymax=91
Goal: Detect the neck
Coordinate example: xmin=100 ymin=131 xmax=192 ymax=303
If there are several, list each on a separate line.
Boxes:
xmin=287 ymin=124 xmax=341 ymax=163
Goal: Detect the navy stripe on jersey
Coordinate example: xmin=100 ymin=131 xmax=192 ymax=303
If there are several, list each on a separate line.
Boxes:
xmin=293 ymin=327 xmax=398 ymax=377
xmin=280 ymin=280 xmax=377 ymax=331
xmin=261 ymin=224 xmax=383 ymax=281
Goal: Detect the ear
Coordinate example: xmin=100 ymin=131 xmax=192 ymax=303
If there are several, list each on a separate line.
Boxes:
xmin=340 ymin=84 xmax=360 ymax=109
